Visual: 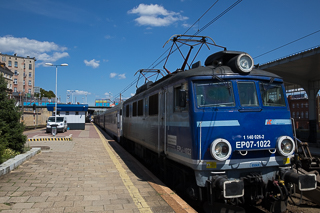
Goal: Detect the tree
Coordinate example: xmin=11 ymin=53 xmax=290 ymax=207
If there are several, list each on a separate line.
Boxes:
xmin=0 ymin=75 xmax=26 ymax=162
xmin=34 ymin=88 xmax=56 ymax=99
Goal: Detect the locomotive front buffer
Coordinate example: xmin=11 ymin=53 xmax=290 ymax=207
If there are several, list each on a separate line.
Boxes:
xmin=206 ymin=170 xmax=316 ymax=204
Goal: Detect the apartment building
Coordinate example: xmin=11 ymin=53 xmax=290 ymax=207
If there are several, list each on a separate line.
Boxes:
xmin=0 ymin=62 xmax=13 ymax=97
xmin=0 ymin=53 xmax=36 ymax=98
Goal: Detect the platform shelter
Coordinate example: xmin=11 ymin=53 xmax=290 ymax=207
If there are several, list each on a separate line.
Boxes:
xmin=47 ymin=104 xmax=88 ymax=130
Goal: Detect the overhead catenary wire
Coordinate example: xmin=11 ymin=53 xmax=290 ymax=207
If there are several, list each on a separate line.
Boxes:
xmin=149 ymin=0 xmax=242 ymax=69
xmin=254 ymin=29 xmax=320 ymax=59
xmin=113 ymin=0 xmax=242 ymax=101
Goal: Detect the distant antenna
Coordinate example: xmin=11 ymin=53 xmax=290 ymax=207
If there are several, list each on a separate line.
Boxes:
xmin=162 ymin=34 xmax=226 ymax=74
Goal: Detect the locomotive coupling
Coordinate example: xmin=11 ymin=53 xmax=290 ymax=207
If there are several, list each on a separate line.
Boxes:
xmin=207 ymin=176 xmax=244 ymax=198
xmin=280 ymin=169 xmax=317 ymax=191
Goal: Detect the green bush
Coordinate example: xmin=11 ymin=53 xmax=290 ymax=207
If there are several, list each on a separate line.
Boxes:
xmin=2 ymin=148 xmax=20 ymax=162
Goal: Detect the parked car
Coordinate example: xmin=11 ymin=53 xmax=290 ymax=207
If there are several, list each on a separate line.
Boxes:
xmin=46 ymin=116 xmax=68 ymax=133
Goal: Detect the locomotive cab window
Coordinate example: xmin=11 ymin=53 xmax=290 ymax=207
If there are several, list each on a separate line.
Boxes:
xmin=195 ymin=82 xmax=235 ymax=107
xmin=237 ymin=82 xmax=259 ymax=107
xmin=133 ymin=102 xmax=137 ymax=117
xmin=174 ymin=83 xmax=188 ymax=111
xmin=259 ymin=83 xmax=285 ymax=107
xmin=138 ymin=99 xmax=143 ymax=116
xmin=125 ymin=105 xmax=130 ymax=117
xmin=149 ymin=93 xmax=158 ymax=115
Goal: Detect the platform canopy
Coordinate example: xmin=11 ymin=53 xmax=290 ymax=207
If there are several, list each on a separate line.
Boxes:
xmin=260 ymin=46 xmax=320 ymax=92
xmin=260 ymin=46 xmax=320 ymax=143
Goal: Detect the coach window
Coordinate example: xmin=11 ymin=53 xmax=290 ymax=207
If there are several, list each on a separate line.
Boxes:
xmin=125 ymin=105 xmax=130 ymax=117
xmin=238 ymin=82 xmax=259 ymax=107
xmin=66 ymin=111 xmax=69 ymax=115
xmin=133 ymin=102 xmax=137 ymax=116
xmin=138 ymin=99 xmax=143 ymax=116
xmin=149 ymin=93 xmax=158 ymax=115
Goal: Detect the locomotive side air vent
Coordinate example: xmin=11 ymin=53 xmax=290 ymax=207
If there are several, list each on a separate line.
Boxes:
xmin=192 ymin=61 xmax=201 ymax=69
xmin=136 ymin=81 xmax=153 ymax=94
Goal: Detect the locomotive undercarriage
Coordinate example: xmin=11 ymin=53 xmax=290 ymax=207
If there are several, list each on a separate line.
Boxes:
xmin=120 ymin=136 xmax=316 ymax=213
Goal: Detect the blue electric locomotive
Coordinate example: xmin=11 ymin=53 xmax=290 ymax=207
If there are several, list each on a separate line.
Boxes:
xmin=95 ymin=35 xmax=317 ymax=212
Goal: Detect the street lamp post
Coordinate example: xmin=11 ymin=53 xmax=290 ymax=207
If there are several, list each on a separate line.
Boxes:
xmin=45 ymin=63 xmax=68 ymax=124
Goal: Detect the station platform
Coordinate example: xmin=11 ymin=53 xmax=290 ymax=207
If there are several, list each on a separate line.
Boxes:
xmin=0 ymin=123 xmax=196 ymax=213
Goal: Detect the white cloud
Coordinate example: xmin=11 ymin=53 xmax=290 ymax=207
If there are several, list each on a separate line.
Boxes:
xmin=84 ymin=59 xmax=100 ymax=68
xmin=73 ymin=90 xmax=91 ymax=95
xmin=118 ymin=74 xmax=126 ymax=79
xmin=104 ymin=92 xmax=113 ymax=99
xmin=128 ymin=4 xmax=188 ymax=27
xmin=109 ymin=73 xmax=126 ymax=79
xmin=110 ymin=73 xmax=117 ymax=78
xmin=0 ymin=35 xmax=69 ymax=64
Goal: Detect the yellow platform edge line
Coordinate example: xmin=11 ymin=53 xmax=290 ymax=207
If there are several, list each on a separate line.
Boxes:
xmin=93 ymin=124 xmax=153 ymax=213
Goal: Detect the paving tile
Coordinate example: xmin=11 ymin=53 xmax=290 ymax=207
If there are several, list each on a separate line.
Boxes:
xmin=53 ymin=200 xmax=74 ymax=207
xmin=8 ymin=196 xmax=30 ymax=203
xmin=85 ymin=205 xmax=105 ymax=212
xmin=12 ymin=202 xmax=34 ymax=209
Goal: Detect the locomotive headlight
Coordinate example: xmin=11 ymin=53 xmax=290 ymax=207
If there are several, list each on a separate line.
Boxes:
xmin=277 ymin=136 xmax=295 ymax=156
xmin=210 ymin=138 xmax=232 ymax=161
xmin=237 ymin=54 xmax=254 ymax=73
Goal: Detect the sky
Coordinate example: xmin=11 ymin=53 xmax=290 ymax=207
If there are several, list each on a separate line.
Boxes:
xmin=0 ymin=0 xmax=319 ymax=106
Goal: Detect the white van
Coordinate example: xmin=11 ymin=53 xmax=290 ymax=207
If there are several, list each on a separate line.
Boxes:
xmin=46 ymin=116 xmax=68 ymax=133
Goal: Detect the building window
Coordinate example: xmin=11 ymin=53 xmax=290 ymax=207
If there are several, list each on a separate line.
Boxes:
xmin=23 ymin=80 xmax=25 ymax=85
xmin=292 ymin=103 xmax=295 ymax=108
xmin=28 ymin=80 xmax=31 ymax=85
xmin=14 ymin=87 xmax=17 ymax=92
xmin=301 ymin=112 xmax=304 ymax=119
xmin=2 ymin=56 xmax=6 ymax=62
xmin=29 ymin=64 xmax=32 ymax=70
xmin=14 ymin=61 xmax=18 ymax=68
xmin=297 ymin=111 xmax=300 ymax=118
xmin=8 ymin=61 xmax=12 ymax=67
xmin=14 ymin=70 xmax=18 ymax=75
xmin=28 ymin=89 xmax=31 ymax=94
xmin=14 ymin=79 xmax=17 ymax=84
xmin=29 ymin=72 xmax=31 ymax=77
xmin=306 ymin=111 xmax=308 ymax=118
xmin=23 ymin=88 xmax=25 ymax=93
xmin=292 ymin=112 xmax=295 ymax=118
xmin=301 ymin=103 xmax=303 ymax=108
